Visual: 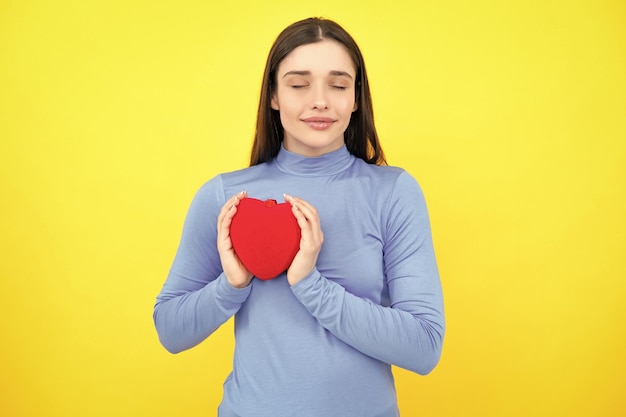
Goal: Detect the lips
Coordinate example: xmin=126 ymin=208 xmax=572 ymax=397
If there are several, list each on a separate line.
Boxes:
xmin=302 ymin=117 xmax=336 ymax=130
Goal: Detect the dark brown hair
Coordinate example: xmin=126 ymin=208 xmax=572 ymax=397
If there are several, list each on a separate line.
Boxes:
xmin=249 ymin=17 xmax=386 ymax=166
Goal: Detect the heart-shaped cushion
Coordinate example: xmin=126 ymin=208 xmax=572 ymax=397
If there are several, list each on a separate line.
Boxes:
xmin=229 ymin=197 xmax=301 ymax=280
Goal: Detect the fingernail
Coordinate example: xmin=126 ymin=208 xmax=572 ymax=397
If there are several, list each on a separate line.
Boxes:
xmin=284 ymin=193 xmax=292 ymax=202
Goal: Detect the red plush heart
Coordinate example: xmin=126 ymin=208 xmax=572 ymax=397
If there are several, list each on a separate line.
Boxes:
xmin=229 ymin=197 xmax=301 ymax=280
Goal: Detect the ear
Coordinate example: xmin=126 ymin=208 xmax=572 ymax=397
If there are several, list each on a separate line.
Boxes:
xmin=352 ymin=100 xmax=358 ymax=112
xmin=271 ymin=94 xmax=279 ymax=110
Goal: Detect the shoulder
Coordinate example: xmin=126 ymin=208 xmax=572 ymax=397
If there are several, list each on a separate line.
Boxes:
xmin=193 ymin=162 xmax=274 ymax=203
xmin=352 ymin=161 xmax=429 ymax=225
xmin=219 ymin=162 xmax=274 ymax=197
xmin=220 ymin=162 xmax=271 ymax=184
xmin=353 ymin=159 xmax=422 ymax=194
xmin=353 ymin=158 xmax=405 ymax=177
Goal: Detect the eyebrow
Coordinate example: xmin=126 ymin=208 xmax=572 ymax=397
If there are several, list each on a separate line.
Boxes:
xmin=282 ymin=70 xmax=354 ymax=80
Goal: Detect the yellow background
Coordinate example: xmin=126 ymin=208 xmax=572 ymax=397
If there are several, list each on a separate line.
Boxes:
xmin=1 ymin=0 xmax=624 ymax=416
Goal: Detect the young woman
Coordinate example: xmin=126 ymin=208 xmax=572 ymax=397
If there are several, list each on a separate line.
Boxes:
xmin=154 ymin=17 xmax=445 ymax=417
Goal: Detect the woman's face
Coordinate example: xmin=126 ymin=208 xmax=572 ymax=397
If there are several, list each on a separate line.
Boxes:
xmin=271 ymin=39 xmax=357 ymax=157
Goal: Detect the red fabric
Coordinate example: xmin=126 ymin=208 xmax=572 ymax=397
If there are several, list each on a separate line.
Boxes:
xmin=230 ymin=197 xmax=301 ymax=280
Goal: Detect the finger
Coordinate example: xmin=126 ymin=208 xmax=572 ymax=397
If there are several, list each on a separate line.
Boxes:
xmin=291 ymin=203 xmax=311 ymax=232
xmin=293 ymin=202 xmax=321 ymax=236
xmin=218 ymin=192 xmax=247 ymax=243
xmin=220 ymin=205 xmax=236 ymax=234
xmin=284 ymin=195 xmax=318 ymax=219
xmin=290 ymin=201 xmax=323 ymax=249
xmin=218 ymin=191 xmax=247 ymax=222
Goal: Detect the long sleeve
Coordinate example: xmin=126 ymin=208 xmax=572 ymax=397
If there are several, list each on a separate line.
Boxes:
xmin=290 ymin=171 xmax=445 ymax=375
xmin=154 ymin=147 xmax=444 ymax=416
xmin=153 ymin=176 xmax=251 ymax=353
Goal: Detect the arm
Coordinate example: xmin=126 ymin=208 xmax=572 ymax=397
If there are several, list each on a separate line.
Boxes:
xmin=153 ymin=177 xmax=251 ymax=353
xmin=290 ymin=172 xmax=445 ymax=374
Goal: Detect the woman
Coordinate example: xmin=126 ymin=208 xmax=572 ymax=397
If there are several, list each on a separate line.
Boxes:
xmin=154 ymin=17 xmax=445 ymax=417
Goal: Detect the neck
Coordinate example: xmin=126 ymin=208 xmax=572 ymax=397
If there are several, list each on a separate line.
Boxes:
xmin=274 ymin=144 xmax=354 ymax=177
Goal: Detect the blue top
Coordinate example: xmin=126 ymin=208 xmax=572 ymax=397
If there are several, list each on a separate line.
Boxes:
xmin=154 ymin=145 xmax=445 ymax=417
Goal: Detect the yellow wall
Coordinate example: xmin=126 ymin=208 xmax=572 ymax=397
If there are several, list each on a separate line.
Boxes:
xmin=1 ymin=1 xmax=624 ymax=416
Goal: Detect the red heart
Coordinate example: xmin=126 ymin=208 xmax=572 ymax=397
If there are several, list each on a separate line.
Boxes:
xmin=229 ymin=197 xmax=301 ymax=280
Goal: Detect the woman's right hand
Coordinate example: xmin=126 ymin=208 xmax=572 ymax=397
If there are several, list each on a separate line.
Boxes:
xmin=217 ymin=191 xmax=253 ymax=288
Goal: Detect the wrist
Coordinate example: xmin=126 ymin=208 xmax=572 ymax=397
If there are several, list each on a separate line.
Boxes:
xmin=226 ymin=273 xmax=253 ymax=289
xmin=287 ymin=267 xmax=316 ymax=286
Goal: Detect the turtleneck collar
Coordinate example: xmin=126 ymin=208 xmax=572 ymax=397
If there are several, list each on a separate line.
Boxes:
xmin=274 ymin=144 xmax=355 ymax=177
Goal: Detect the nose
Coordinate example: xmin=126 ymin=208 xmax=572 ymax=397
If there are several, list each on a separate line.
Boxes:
xmin=311 ymin=85 xmax=328 ymax=110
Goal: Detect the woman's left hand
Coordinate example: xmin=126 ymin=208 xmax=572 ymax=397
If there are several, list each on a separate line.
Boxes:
xmin=284 ymin=194 xmax=324 ymax=286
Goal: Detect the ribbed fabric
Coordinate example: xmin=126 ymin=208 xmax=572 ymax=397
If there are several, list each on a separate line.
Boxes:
xmin=154 ymin=145 xmax=445 ymax=416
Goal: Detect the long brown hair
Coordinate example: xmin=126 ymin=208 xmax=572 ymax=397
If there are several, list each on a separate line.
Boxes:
xmin=249 ymin=17 xmax=386 ymax=166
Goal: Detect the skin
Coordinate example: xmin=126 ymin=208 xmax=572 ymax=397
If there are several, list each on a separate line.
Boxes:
xmin=219 ymin=39 xmax=358 ymax=287
xmin=271 ymin=39 xmax=358 ymax=157
xmin=283 ymin=193 xmax=324 ymax=285
xmin=217 ymin=191 xmax=253 ymax=288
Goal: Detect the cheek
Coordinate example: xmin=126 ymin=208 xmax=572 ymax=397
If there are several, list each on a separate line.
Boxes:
xmin=277 ymin=102 xmax=297 ymax=120
xmin=275 ymin=90 xmax=298 ymax=113
xmin=276 ymin=104 xmax=300 ymax=128
xmin=337 ymin=97 xmax=357 ymax=116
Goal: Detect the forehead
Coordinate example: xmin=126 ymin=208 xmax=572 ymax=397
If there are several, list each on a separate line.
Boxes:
xmin=278 ymin=39 xmax=356 ymax=76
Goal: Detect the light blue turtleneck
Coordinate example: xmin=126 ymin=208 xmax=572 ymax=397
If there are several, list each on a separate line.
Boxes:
xmin=154 ymin=145 xmax=445 ymax=417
